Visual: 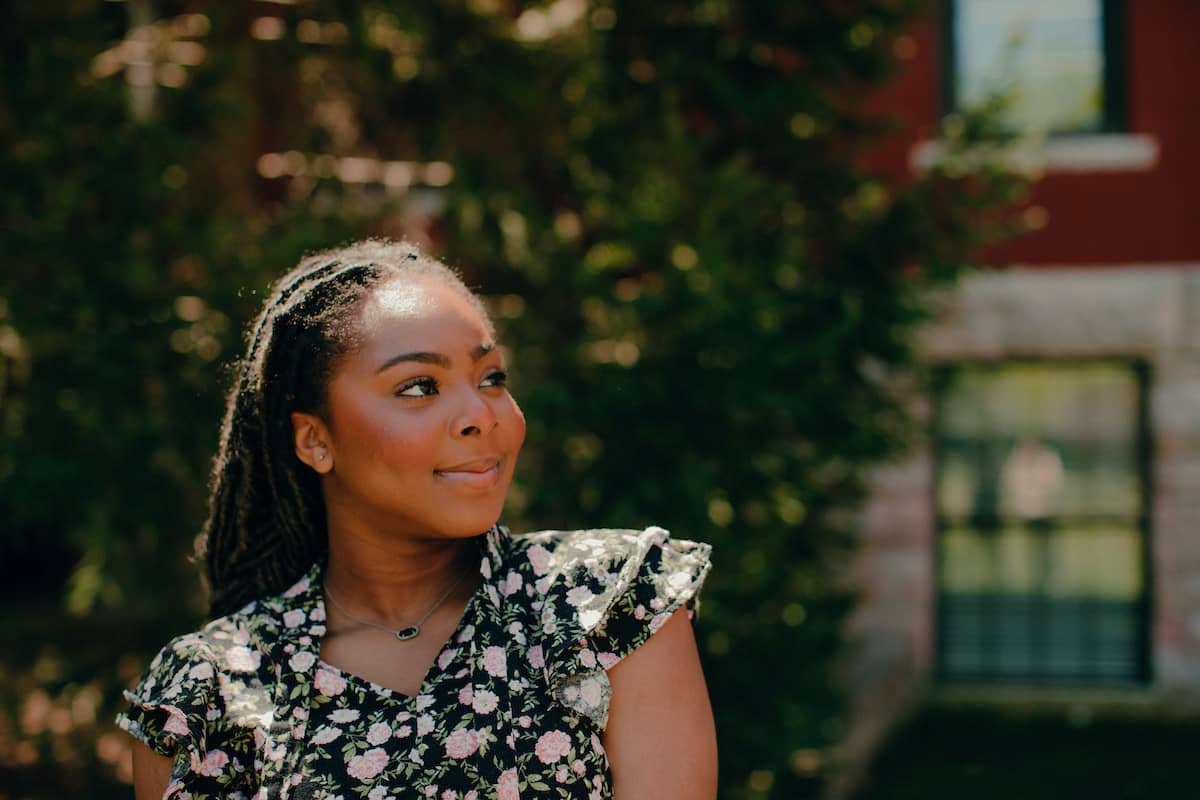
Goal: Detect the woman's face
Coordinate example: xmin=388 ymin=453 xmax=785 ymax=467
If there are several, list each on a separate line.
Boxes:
xmin=302 ymin=277 xmax=525 ymax=541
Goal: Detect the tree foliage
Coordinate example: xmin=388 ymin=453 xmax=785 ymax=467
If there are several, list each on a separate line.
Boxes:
xmin=0 ymin=2 xmax=1024 ymax=797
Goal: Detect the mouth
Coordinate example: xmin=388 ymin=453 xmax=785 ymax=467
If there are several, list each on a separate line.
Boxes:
xmin=434 ymin=458 xmax=503 ymax=489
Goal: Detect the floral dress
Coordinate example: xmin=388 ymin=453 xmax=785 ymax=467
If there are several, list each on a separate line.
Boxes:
xmin=117 ymin=525 xmax=712 ymax=799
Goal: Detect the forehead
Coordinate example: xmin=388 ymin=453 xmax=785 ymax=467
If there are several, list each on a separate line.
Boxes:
xmin=354 ymin=278 xmax=491 ymax=350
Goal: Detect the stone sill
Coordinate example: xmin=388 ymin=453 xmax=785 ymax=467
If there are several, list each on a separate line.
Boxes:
xmin=929 ymin=683 xmax=1200 ymax=720
xmin=910 ymin=133 xmax=1160 ymax=175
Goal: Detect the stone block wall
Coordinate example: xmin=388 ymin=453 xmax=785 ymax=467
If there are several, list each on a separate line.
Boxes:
xmin=834 ymin=265 xmax=1200 ymax=798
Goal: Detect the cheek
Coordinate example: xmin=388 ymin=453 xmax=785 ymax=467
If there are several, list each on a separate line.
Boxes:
xmin=334 ymin=399 xmax=443 ymax=470
xmin=503 ymin=397 xmax=527 ymax=452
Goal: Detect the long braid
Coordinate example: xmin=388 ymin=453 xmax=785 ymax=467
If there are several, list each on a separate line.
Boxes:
xmin=197 ymin=240 xmax=494 ymax=618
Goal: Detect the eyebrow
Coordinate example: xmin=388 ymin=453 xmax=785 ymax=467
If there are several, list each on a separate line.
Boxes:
xmin=375 ymin=343 xmax=495 ymax=373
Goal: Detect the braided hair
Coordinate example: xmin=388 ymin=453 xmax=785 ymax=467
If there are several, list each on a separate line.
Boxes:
xmin=198 ymin=239 xmax=495 ymax=618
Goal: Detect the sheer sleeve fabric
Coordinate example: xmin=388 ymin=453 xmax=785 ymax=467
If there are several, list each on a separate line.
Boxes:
xmin=116 ymin=630 xmax=254 ymax=797
xmin=528 ymin=526 xmax=712 ymax=729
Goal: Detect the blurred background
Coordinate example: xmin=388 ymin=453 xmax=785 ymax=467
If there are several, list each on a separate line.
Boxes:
xmin=2 ymin=1 xmax=1199 ymax=798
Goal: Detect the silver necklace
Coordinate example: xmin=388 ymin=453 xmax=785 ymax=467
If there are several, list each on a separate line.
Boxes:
xmin=324 ymin=567 xmax=472 ymax=641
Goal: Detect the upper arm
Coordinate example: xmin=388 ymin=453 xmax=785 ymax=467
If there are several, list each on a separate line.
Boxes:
xmin=602 ymin=607 xmax=718 ymax=800
xmin=130 ymin=737 xmax=174 ymax=800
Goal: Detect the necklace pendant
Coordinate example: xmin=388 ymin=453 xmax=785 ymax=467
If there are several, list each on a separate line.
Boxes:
xmin=395 ymin=626 xmax=420 ymax=641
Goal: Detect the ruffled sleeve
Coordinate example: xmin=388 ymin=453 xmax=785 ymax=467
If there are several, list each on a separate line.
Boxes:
xmin=528 ymin=526 xmax=712 ymax=730
xmin=116 ymin=630 xmax=249 ymax=796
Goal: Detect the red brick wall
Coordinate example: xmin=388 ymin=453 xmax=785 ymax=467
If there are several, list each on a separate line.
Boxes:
xmin=870 ymin=0 xmax=1200 ymax=265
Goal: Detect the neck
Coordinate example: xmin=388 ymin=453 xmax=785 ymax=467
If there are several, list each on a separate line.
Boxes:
xmin=322 ymin=513 xmax=481 ymax=627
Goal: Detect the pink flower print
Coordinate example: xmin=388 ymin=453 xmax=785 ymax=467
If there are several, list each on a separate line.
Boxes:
xmin=282 ymin=575 xmax=310 ymax=598
xmin=366 ymin=722 xmax=392 ymax=746
xmin=597 ymin=652 xmax=619 ymax=669
xmin=438 ymin=648 xmax=459 ymax=670
xmin=282 ymin=609 xmax=306 ymax=628
xmin=633 ymin=604 xmax=646 ymax=620
xmin=649 ymin=613 xmax=669 ymax=633
xmin=346 ymin=747 xmax=389 ymax=780
xmin=580 ymin=676 xmax=604 ymax=708
xmin=311 ymin=727 xmax=340 ymax=746
xmin=417 ymin=714 xmax=435 ymax=736
xmin=188 ymin=662 xmax=214 ymax=681
xmin=291 ymin=652 xmax=317 ymax=676
xmin=458 ymin=685 xmax=474 ymax=706
xmin=442 ymin=791 xmax=458 ymax=800
xmin=535 ymin=730 xmax=572 ymax=764
xmin=395 ymin=711 xmax=412 ymax=723
xmin=518 ymin=715 xmax=531 ymax=728
xmin=650 ymin=597 xmax=666 ymax=611
xmin=573 ymin=759 xmax=587 ymax=775
xmin=501 ymin=571 xmax=523 ymax=596
xmin=425 ymin=787 xmax=438 ymax=798
xmin=565 ymin=586 xmax=593 ymax=607
xmin=465 ymin=792 xmax=479 ymax=800
xmin=397 ymin=724 xmax=412 ymax=738
xmin=456 ymin=624 xmax=476 ymax=644
xmin=482 ymin=646 xmax=507 ymax=678
xmin=497 ymin=767 xmax=520 ymax=800
xmin=527 ymin=544 xmax=551 ymax=576
xmin=314 ymin=668 xmax=346 ymax=697
xmin=310 ymin=604 xmax=326 ymax=622
xmin=471 ymin=689 xmax=499 ymax=714
xmin=444 ymin=728 xmax=479 ymax=759
xmin=329 ymin=709 xmax=359 ymax=724
xmin=369 ymin=788 xmax=388 ymax=800
xmin=162 ymin=706 xmax=189 ymax=736
xmin=556 ymin=766 xmax=569 ymax=782
xmin=226 ymin=646 xmax=260 ymax=672
xmin=578 ymin=648 xmax=596 ymax=669
xmin=197 ymin=749 xmax=229 ymax=777
xmin=527 ymin=645 xmax=544 ymax=669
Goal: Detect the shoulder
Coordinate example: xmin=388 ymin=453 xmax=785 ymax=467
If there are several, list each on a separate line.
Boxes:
xmin=502 ymin=525 xmax=711 ymax=584
xmin=500 ymin=525 xmax=712 ymax=637
xmin=143 ymin=565 xmax=317 ymax=683
xmin=136 ymin=602 xmax=274 ymax=690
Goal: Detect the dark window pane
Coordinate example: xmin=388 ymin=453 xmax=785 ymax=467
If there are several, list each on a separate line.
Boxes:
xmin=935 ymin=363 xmax=1148 ymax=685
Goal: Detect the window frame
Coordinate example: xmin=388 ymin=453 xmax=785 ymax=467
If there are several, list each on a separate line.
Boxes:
xmin=939 ymin=0 xmax=1129 ymax=135
xmin=930 ymin=358 xmax=1154 ymax=687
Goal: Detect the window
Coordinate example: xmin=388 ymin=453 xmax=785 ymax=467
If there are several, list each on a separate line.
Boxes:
xmin=943 ymin=0 xmax=1125 ymax=133
xmin=933 ymin=362 xmax=1150 ymax=685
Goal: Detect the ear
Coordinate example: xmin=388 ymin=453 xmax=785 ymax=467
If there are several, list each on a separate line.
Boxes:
xmin=291 ymin=411 xmax=333 ymax=474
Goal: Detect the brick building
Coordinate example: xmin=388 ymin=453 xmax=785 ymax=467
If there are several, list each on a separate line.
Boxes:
xmin=843 ymin=0 xmax=1200 ymax=790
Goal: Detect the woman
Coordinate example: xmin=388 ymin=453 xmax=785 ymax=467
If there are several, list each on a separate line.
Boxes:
xmin=118 ymin=240 xmax=717 ymax=799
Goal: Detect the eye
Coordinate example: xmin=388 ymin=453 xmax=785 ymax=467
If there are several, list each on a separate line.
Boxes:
xmin=480 ymin=370 xmax=508 ymax=389
xmin=395 ymin=377 xmax=439 ymax=397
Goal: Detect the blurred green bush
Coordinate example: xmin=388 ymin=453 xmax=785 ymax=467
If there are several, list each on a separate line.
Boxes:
xmin=0 ymin=2 xmax=1024 ymax=797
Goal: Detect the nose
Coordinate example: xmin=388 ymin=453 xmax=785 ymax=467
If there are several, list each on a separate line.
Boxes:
xmin=451 ymin=388 xmax=499 ymax=438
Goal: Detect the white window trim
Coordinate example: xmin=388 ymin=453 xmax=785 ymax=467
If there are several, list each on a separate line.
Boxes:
xmin=910 ymin=133 xmax=1160 ymax=175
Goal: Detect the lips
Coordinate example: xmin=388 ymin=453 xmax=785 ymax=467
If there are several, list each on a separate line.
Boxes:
xmin=436 ymin=457 xmax=501 ymax=474
xmin=434 ymin=457 xmax=503 ymax=490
